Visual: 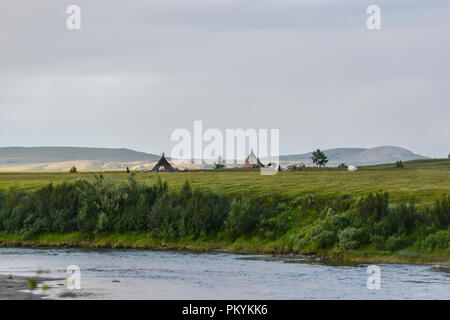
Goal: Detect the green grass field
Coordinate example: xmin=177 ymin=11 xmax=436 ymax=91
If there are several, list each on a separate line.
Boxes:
xmin=0 ymin=158 xmax=448 ymax=263
xmin=0 ymin=158 xmax=449 ymax=205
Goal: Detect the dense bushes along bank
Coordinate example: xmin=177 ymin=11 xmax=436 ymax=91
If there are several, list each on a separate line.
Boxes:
xmin=0 ymin=174 xmax=448 ymax=260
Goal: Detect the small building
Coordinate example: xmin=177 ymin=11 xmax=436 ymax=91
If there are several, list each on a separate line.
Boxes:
xmin=151 ymin=153 xmax=176 ymax=172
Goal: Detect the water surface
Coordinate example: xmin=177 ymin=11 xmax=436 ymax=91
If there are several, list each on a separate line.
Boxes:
xmin=0 ymin=248 xmax=448 ymax=299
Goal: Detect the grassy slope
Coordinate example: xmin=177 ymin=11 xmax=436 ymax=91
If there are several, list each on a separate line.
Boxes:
xmin=1 ymin=159 xmax=449 ymax=205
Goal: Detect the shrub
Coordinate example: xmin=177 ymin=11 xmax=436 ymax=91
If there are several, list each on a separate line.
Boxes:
xmin=312 ymin=224 xmax=337 ymax=249
xmin=354 ymin=192 xmax=389 ymax=227
xmin=224 ymin=198 xmax=255 ymax=240
xmin=378 ymin=202 xmax=420 ymax=237
xmin=330 ymin=213 xmax=350 ymax=231
xmin=370 ymin=234 xmax=386 ymax=249
xmin=421 ymin=230 xmax=450 ymax=250
xmin=385 ymin=234 xmax=410 ymax=251
xmin=96 ymin=212 xmax=110 ymax=233
xmin=69 ymin=166 xmax=78 ymax=173
xmin=338 ymin=227 xmax=361 ymax=249
xmin=427 ymin=196 xmax=450 ymax=229
xmin=260 ymin=211 xmax=291 ymax=240
xmin=264 ymin=230 xmax=276 ymax=241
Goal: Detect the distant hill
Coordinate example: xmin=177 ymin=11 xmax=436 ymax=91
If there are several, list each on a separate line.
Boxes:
xmin=0 ymin=145 xmax=429 ymax=171
xmin=0 ymin=147 xmax=162 ymax=171
xmin=280 ymin=146 xmax=428 ymax=166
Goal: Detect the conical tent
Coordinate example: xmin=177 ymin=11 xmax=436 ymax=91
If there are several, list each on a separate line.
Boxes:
xmin=151 ymin=153 xmax=176 ymax=172
xmin=244 ymin=150 xmax=265 ymax=168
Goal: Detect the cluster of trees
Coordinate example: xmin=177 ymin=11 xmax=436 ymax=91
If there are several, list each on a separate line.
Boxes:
xmin=295 ymin=192 xmax=449 ymax=251
xmin=69 ymin=166 xmax=78 ymax=173
xmin=0 ymin=174 xmax=278 ymax=240
xmin=395 ymin=161 xmax=404 ymax=168
xmin=0 ymin=176 xmax=448 ymax=252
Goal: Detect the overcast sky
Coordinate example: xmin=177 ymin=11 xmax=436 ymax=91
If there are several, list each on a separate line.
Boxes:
xmin=0 ymin=0 xmax=449 ymax=157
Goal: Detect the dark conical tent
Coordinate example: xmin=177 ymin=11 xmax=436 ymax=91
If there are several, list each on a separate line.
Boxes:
xmin=151 ymin=153 xmax=176 ymax=172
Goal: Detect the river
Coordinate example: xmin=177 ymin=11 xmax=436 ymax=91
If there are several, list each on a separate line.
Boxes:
xmin=0 ymin=248 xmax=448 ymax=299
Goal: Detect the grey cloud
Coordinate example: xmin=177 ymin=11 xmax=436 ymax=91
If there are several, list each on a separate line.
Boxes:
xmin=0 ymin=0 xmax=449 ymax=157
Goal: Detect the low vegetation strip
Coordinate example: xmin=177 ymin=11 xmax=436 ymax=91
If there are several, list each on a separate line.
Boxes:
xmin=0 ymin=158 xmax=449 ymax=205
xmin=0 ymin=172 xmax=448 ymax=263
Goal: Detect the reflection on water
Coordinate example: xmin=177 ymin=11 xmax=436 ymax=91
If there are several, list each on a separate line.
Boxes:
xmin=237 ymin=254 xmax=363 ymax=266
xmin=0 ymin=248 xmax=448 ymax=300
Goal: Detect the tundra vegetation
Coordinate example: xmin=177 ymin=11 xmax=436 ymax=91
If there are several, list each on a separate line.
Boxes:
xmin=0 ymin=159 xmax=449 ymax=263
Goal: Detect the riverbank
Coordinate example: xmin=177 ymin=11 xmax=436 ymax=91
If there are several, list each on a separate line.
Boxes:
xmin=0 ymin=274 xmax=63 ymax=300
xmin=0 ymin=233 xmax=448 ymax=265
xmin=0 ymin=170 xmax=448 ymax=266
